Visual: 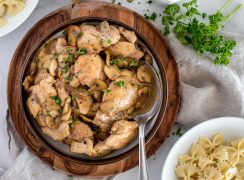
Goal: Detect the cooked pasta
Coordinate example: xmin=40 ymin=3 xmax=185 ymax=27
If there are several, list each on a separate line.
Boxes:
xmin=175 ymin=133 xmax=244 ymax=180
xmin=0 ymin=0 xmax=25 ymax=27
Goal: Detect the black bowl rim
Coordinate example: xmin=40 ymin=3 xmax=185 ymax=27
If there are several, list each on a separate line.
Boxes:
xmin=19 ymin=17 xmax=168 ymax=165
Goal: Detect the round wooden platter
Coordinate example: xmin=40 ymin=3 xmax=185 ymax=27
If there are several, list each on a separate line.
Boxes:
xmin=7 ymin=2 xmax=180 ymax=178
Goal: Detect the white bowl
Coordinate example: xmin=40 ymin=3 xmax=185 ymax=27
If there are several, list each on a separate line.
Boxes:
xmin=0 ymin=0 xmax=39 ymax=37
xmin=161 ymin=117 xmax=244 ymax=180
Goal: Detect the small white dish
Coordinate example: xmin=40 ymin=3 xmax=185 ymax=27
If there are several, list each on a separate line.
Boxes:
xmin=161 ymin=117 xmax=244 ymax=180
xmin=0 ymin=0 xmax=39 ymax=37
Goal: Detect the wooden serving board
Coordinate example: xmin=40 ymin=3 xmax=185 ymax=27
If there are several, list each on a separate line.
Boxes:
xmin=7 ymin=2 xmax=180 ymax=178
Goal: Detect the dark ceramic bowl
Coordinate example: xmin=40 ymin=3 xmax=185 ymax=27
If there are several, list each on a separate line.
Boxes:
xmin=20 ymin=17 xmax=167 ymax=165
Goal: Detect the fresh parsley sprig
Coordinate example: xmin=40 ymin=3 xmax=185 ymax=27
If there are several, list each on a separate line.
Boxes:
xmin=162 ymin=0 xmax=242 ymax=65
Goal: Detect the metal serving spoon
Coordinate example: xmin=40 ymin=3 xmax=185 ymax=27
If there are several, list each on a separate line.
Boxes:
xmin=132 ymin=64 xmax=163 ymax=180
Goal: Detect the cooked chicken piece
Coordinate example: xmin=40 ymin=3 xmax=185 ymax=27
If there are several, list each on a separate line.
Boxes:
xmin=68 ymin=121 xmax=93 ymax=142
xmin=70 ymin=138 xmax=95 ymax=156
xmin=100 ymin=78 xmax=138 ymax=116
xmin=74 ymin=89 xmax=93 ymax=114
xmin=27 ymin=96 xmax=42 ymax=118
xmin=108 ymin=42 xmax=144 ymax=60
xmin=74 ymin=54 xmax=105 ymax=87
xmin=55 ymin=81 xmax=69 ymax=107
xmin=94 ymin=120 xmax=138 ymax=155
xmin=99 ymin=21 xmax=120 ymax=48
xmin=42 ymin=122 xmax=70 ymax=141
xmin=34 ymin=69 xmax=53 ymax=85
xmin=119 ymin=26 xmax=137 ymax=44
xmin=48 ymin=37 xmax=68 ymax=54
xmin=77 ymin=24 xmax=103 ymax=54
xmin=28 ymin=76 xmax=60 ymax=117
xmin=93 ymin=110 xmax=127 ymax=132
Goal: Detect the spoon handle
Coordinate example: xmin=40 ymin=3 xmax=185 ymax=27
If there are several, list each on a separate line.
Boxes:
xmin=139 ymin=123 xmax=149 ymax=180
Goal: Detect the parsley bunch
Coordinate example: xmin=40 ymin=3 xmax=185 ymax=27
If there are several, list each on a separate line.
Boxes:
xmin=162 ymin=0 xmax=242 ymax=65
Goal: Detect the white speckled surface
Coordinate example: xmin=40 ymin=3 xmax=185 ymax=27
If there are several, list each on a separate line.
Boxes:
xmin=0 ymin=0 xmax=243 ymax=179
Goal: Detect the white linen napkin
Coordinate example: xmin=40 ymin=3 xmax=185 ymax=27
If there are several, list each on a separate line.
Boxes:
xmin=1 ymin=31 xmax=244 ymax=180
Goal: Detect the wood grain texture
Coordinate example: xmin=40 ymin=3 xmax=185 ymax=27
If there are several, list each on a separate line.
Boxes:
xmin=7 ymin=2 xmax=180 ymax=178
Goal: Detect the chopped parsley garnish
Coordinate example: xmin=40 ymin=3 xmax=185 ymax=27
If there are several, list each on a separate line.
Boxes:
xmin=61 ymin=66 xmax=67 ymax=73
xmin=62 ymin=29 xmax=67 ymax=36
xmin=129 ymin=59 xmax=138 ymax=67
xmin=102 ymin=89 xmax=111 ymax=93
xmin=44 ymin=42 xmax=48 ymax=48
xmin=172 ymin=127 xmax=183 ymax=137
xmin=110 ymin=57 xmax=118 ymax=65
xmin=120 ymin=56 xmax=126 ymax=61
xmin=162 ymin=0 xmax=242 ymax=65
xmin=146 ymin=0 xmax=152 ymax=4
xmin=76 ymin=48 xmax=87 ymax=55
xmin=66 ymin=47 xmax=73 ymax=53
xmin=149 ymin=12 xmax=157 ymax=21
xmin=64 ymin=54 xmax=74 ymax=63
xmin=77 ymin=32 xmax=84 ymax=38
xmin=53 ymin=53 xmax=58 ymax=60
xmin=112 ymin=0 xmax=116 ymax=3
xmin=107 ymin=39 xmax=112 ymax=44
xmin=51 ymin=96 xmax=61 ymax=105
xmin=65 ymin=76 xmax=72 ymax=81
xmin=144 ymin=12 xmax=157 ymax=21
xmin=127 ymin=0 xmax=133 ymax=2
xmin=116 ymin=81 xmax=125 ymax=87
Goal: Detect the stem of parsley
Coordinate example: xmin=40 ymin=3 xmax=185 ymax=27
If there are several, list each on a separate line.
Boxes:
xmin=219 ymin=4 xmax=243 ymax=30
xmin=219 ymin=0 xmax=233 ymax=12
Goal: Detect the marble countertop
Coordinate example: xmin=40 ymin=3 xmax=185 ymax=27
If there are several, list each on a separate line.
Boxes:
xmin=0 ymin=0 xmax=243 ymax=179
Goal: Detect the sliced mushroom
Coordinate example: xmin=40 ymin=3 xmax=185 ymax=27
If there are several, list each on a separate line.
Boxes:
xmin=23 ymin=75 xmax=33 ymax=90
xmin=144 ymin=54 xmax=153 ymax=65
xmin=67 ymin=25 xmax=81 ymax=47
xmin=93 ymin=79 xmax=107 ymax=91
xmin=93 ymin=91 xmax=102 ymax=101
xmin=138 ymin=86 xmax=149 ymax=96
xmin=49 ymin=59 xmax=58 ymax=76
xmin=74 ymin=90 xmax=93 ymax=114
xmin=137 ymin=65 xmax=152 ymax=83
xmin=105 ymin=50 xmax=111 ymax=66
xmin=62 ymin=97 xmax=72 ymax=121
xmin=80 ymin=114 xmax=93 ymax=123
xmin=104 ymin=65 xmax=121 ymax=80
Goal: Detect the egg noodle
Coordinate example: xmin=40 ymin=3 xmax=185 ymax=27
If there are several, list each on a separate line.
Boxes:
xmin=0 ymin=0 xmax=25 ymax=27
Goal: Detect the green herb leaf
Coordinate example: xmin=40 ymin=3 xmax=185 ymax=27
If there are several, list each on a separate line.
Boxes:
xmin=129 ymin=59 xmax=138 ymax=67
xmin=64 ymin=54 xmax=74 ymax=64
xmin=77 ymin=32 xmax=84 ymax=38
xmin=51 ymin=96 xmax=61 ymax=105
xmin=102 ymin=89 xmax=111 ymax=93
xmin=116 ymin=81 xmax=125 ymax=87
xmin=127 ymin=0 xmax=133 ymax=3
xmin=76 ymin=48 xmax=87 ymax=55
xmin=161 ymin=0 xmax=242 ymax=65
